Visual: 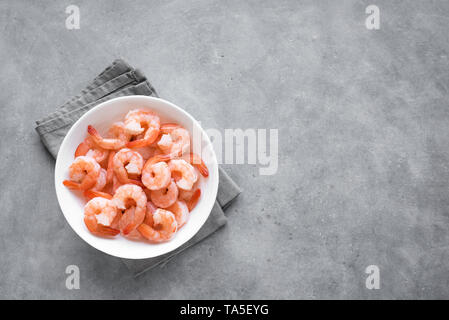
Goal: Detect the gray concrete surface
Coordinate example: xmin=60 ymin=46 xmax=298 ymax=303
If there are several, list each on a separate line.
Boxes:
xmin=1 ymin=0 xmax=449 ymax=299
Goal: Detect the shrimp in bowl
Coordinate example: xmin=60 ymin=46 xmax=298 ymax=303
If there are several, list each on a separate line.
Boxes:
xmin=57 ymin=100 xmax=216 ymax=257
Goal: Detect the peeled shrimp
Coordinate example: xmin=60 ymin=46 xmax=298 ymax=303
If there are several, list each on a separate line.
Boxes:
xmin=157 ymin=124 xmax=190 ymax=156
xmin=84 ymin=197 xmax=119 ymax=236
xmin=75 ymin=136 xmax=109 ymax=165
xmin=87 ymin=125 xmax=127 ymax=150
xmin=112 ymin=148 xmax=144 ymax=184
xmin=137 ymin=209 xmax=177 ymax=242
xmin=63 ymin=156 xmax=101 ymax=190
xmin=125 ymin=110 xmax=161 ymax=148
xmin=92 ymin=168 xmax=107 ymax=191
xmin=168 ymin=159 xmax=198 ymax=190
xmin=167 ymin=200 xmax=189 ymax=228
xmin=150 ymin=179 xmax=178 ymax=208
xmin=112 ymin=184 xmax=147 ymax=234
xmin=141 ymin=154 xmax=172 ymax=190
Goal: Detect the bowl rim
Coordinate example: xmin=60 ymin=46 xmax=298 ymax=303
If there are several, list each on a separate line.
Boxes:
xmin=54 ymin=95 xmax=219 ymax=259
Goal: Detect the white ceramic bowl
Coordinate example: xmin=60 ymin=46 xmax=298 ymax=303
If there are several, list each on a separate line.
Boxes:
xmin=55 ymin=96 xmax=219 ymax=259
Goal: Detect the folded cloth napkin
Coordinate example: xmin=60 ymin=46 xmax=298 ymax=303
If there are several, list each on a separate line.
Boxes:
xmin=35 ymin=59 xmax=241 ymax=276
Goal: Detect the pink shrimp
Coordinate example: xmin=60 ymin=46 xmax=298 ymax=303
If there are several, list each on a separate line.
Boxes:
xmin=112 ymin=148 xmax=144 ymax=184
xmin=87 ymin=125 xmax=128 ymax=150
xmin=84 ymin=197 xmax=119 ymax=236
xmin=168 ymin=159 xmax=198 ymax=190
xmin=124 ymin=110 xmax=161 ymax=148
xmin=108 ymin=121 xmax=132 ymax=141
xmin=75 ymin=136 xmax=109 ymax=165
xmin=167 ymin=200 xmax=189 ymax=228
xmin=150 ymin=179 xmax=178 ymax=208
xmin=112 ymin=184 xmax=147 ymax=235
xmin=141 ymin=154 xmax=172 ymax=190
xmin=92 ymin=168 xmax=107 ymax=191
xmin=157 ymin=124 xmax=190 ymax=156
xmin=63 ymin=156 xmax=101 ymax=190
xmin=137 ymin=208 xmax=177 ymax=242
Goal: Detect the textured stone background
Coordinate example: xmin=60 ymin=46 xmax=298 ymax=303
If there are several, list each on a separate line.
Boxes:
xmin=1 ymin=0 xmax=449 ymax=299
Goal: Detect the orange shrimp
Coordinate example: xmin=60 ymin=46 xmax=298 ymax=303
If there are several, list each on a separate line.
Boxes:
xmin=125 ymin=110 xmax=161 ymax=148
xmin=141 ymin=154 xmax=172 ymax=190
xmin=112 ymin=184 xmax=147 ymax=235
xmin=75 ymin=136 xmax=109 ymax=165
xmin=167 ymin=200 xmax=189 ymax=228
xmin=137 ymin=209 xmax=177 ymax=242
xmin=87 ymin=125 xmax=127 ymax=150
xmin=112 ymin=148 xmax=144 ymax=184
xmin=157 ymin=124 xmax=190 ymax=156
xmin=183 ymin=153 xmax=209 ymax=177
xmin=150 ymin=179 xmax=179 ymax=208
xmin=168 ymin=159 xmax=198 ymax=190
xmin=84 ymin=197 xmax=119 ymax=236
xmin=92 ymin=168 xmax=107 ymax=191
xmin=63 ymin=156 xmax=101 ymax=191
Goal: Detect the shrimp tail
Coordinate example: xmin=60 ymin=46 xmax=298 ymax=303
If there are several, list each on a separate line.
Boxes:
xmin=84 ymin=190 xmax=113 ymax=200
xmin=75 ymin=141 xmax=90 ymax=158
xmin=187 ymin=189 xmax=201 ymax=211
xmin=84 ymin=217 xmax=119 ymax=236
xmin=122 ymin=222 xmax=136 ymax=235
xmin=87 ymin=125 xmax=101 ymax=141
xmin=189 ymin=153 xmax=209 ymax=177
xmin=63 ymin=180 xmax=81 ymax=189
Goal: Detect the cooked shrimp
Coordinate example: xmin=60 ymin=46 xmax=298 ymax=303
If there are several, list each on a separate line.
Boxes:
xmin=167 ymin=200 xmax=189 ymax=228
xmin=87 ymin=125 xmax=127 ymax=150
xmin=63 ymin=156 xmax=101 ymax=190
xmin=157 ymin=124 xmax=190 ymax=156
xmin=112 ymin=148 xmax=144 ymax=184
xmin=168 ymin=159 xmax=198 ymax=190
xmin=150 ymin=179 xmax=179 ymax=208
xmin=92 ymin=168 xmax=107 ymax=191
xmin=141 ymin=154 xmax=172 ymax=190
xmin=75 ymin=137 xmax=109 ymax=165
xmin=108 ymin=121 xmax=132 ymax=142
xmin=124 ymin=110 xmax=161 ymax=148
xmin=112 ymin=184 xmax=147 ymax=234
xmin=137 ymin=209 xmax=177 ymax=242
xmin=183 ymin=153 xmax=209 ymax=177
xmin=84 ymin=197 xmax=119 ymax=236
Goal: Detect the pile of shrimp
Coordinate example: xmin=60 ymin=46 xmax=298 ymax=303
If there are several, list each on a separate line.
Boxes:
xmin=63 ymin=109 xmax=208 ymax=243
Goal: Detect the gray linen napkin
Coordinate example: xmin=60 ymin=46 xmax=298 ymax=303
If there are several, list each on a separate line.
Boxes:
xmin=35 ymin=59 xmax=241 ymax=276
